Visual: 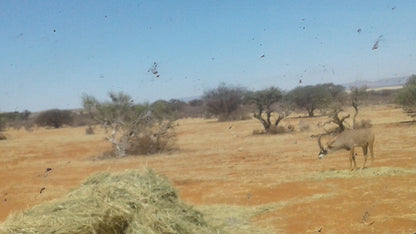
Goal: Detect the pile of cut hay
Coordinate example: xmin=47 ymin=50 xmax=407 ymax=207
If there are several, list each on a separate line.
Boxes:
xmin=0 ymin=169 xmax=219 ymax=234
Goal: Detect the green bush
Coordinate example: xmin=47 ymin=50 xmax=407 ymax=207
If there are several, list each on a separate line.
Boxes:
xmin=35 ymin=109 xmax=73 ymax=128
xmin=203 ymin=83 xmax=248 ymax=121
xmin=0 ymin=116 xmax=5 ymax=132
xmin=396 ymin=75 xmax=416 ymax=113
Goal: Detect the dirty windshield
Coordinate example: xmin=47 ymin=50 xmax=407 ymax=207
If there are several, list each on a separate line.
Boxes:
xmin=1 ymin=1 xmax=416 ymax=233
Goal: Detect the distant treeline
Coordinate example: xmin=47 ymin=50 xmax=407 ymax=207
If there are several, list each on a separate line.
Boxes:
xmin=0 ymin=83 xmax=404 ymax=131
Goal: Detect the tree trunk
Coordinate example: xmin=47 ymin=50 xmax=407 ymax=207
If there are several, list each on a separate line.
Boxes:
xmin=107 ymin=124 xmax=130 ymax=157
xmin=256 ymin=116 xmax=270 ymax=131
xmin=115 ymin=145 xmax=126 ymax=157
xmin=274 ymin=115 xmax=284 ymax=127
xmin=332 ymin=112 xmax=350 ymax=132
xmin=352 ymin=102 xmax=359 ymax=129
xmin=254 ymin=107 xmax=271 ymax=132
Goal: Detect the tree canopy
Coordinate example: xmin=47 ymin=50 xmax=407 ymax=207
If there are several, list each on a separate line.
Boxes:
xmin=288 ymin=83 xmax=345 ymax=117
xmin=396 ymin=74 xmax=416 ymax=113
xmin=202 ymin=83 xmax=247 ymax=121
xmin=247 ymin=87 xmax=288 ymax=133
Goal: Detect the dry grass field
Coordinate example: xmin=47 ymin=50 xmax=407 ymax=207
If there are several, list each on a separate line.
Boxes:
xmin=1 ymin=104 xmax=416 ymax=233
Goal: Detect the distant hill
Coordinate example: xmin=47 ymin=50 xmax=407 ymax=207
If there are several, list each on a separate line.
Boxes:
xmin=178 ymin=95 xmax=202 ymax=102
xmin=343 ymin=76 xmax=408 ymax=90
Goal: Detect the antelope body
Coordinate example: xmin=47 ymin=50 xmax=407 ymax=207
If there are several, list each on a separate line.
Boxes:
xmin=318 ymin=129 xmax=375 ymax=170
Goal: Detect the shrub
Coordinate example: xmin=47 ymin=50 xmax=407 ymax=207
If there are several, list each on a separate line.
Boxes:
xmin=0 ymin=110 xmax=32 ymax=130
xmin=252 ymin=125 xmax=292 ymax=135
xmin=0 ymin=116 xmax=7 ymax=140
xmin=202 ymin=83 xmax=248 ymax=121
xmin=85 ymin=126 xmax=94 ymax=135
xmin=269 ymin=125 xmax=293 ymax=134
xmin=0 ymin=133 xmax=6 ymax=140
xmin=0 ymin=117 xmax=5 ymax=132
xmin=71 ymin=111 xmax=96 ymax=127
xmin=287 ymin=124 xmax=295 ymax=132
xmin=127 ymin=135 xmax=170 ymax=155
xmin=298 ymin=121 xmax=310 ymax=131
xmin=35 ymin=109 xmax=73 ymax=128
xmin=127 ymin=122 xmax=176 ymax=155
xmin=252 ymin=129 xmax=265 ymax=135
xmin=396 ymin=74 xmax=416 ymax=113
xmin=354 ymin=119 xmax=372 ymax=129
xmin=150 ymin=99 xmax=186 ymax=121
xmin=83 ymin=92 xmax=176 ymax=157
xmin=189 ymin=99 xmax=203 ymax=107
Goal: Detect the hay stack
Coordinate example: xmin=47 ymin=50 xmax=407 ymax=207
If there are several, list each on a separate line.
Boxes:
xmin=0 ymin=169 xmax=219 ymax=234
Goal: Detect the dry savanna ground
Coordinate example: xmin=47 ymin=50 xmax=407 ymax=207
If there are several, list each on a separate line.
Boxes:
xmin=1 ymin=104 xmax=416 ymax=233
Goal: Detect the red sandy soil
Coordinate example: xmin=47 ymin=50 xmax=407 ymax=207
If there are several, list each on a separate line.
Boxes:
xmin=1 ymin=105 xmax=416 ymax=233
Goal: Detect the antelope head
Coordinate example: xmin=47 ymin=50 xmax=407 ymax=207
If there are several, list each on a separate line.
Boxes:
xmin=317 ymin=135 xmax=328 ymax=159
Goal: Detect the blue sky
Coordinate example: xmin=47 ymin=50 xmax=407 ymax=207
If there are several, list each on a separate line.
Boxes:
xmin=1 ymin=0 xmax=415 ymax=112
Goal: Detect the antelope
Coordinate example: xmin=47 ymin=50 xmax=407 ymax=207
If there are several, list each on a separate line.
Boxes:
xmin=317 ymin=129 xmax=375 ymax=170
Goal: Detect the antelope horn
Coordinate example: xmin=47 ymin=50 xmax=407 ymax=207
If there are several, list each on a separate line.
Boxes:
xmin=318 ymin=135 xmax=324 ymax=150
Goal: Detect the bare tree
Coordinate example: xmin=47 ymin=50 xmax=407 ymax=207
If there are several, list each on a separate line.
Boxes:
xmin=319 ymin=86 xmax=370 ymax=134
xmin=82 ymin=92 xmax=175 ymax=157
xmin=350 ymin=86 xmax=368 ymax=128
xmin=329 ymin=108 xmax=350 ymax=132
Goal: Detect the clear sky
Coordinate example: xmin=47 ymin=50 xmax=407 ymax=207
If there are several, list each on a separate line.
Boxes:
xmin=1 ymin=0 xmax=415 ymax=112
